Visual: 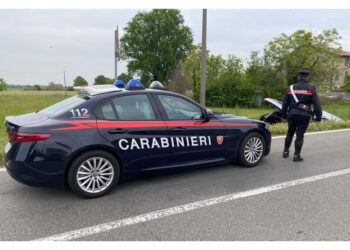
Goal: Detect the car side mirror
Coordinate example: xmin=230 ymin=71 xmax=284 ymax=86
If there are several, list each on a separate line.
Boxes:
xmin=204 ymin=109 xmax=215 ymax=121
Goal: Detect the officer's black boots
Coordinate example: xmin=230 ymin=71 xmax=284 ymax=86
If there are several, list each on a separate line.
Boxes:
xmin=293 ymin=140 xmax=304 ymax=162
xmin=283 ymin=136 xmax=293 ymax=158
xmin=293 ymin=155 xmax=304 ymax=162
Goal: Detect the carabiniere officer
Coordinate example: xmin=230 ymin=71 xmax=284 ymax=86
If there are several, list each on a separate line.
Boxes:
xmin=281 ymin=68 xmax=322 ymax=162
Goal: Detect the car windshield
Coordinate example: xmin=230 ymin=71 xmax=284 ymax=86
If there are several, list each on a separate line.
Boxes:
xmin=38 ymin=95 xmax=87 ymax=116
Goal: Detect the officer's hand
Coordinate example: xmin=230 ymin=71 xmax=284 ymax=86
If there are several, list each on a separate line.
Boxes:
xmin=282 ymin=119 xmax=288 ymax=122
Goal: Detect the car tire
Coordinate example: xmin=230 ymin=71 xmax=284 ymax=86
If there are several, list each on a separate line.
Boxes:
xmin=67 ymin=150 xmax=120 ymax=198
xmin=239 ymin=132 xmax=265 ymax=168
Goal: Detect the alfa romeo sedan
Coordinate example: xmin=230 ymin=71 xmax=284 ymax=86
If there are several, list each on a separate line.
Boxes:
xmin=5 ymin=80 xmax=271 ymax=198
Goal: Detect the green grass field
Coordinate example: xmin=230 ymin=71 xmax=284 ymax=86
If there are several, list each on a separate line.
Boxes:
xmin=0 ymin=90 xmax=75 ymax=163
xmin=1 ymin=90 xmax=350 ymax=163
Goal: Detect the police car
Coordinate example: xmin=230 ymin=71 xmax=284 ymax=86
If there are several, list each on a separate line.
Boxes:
xmin=5 ymin=80 xmax=271 ymax=198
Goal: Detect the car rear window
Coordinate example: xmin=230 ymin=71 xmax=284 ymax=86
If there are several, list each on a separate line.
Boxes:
xmin=38 ymin=95 xmax=87 ymax=116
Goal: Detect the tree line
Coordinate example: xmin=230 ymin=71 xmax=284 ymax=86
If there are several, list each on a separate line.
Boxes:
xmin=118 ymin=9 xmax=344 ymax=107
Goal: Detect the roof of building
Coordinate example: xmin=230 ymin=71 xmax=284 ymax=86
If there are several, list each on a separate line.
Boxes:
xmin=341 ymin=50 xmax=350 ymax=57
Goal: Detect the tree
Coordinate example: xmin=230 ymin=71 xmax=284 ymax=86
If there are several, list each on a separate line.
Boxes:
xmin=73 ymin=76 xmax=88 ymax=86
xmin=0 ymin=78 xmax=8 ymax=91
xmin=94 ymin=75 xmax=114 ymax=85
xmin=33 ymin=84 xmax=41 ymax=91
xmin=121 ymin=9 xmax=194 ymax=86
xmin=47 ymin=82 xmax=64 ymax=90
xmin=245 ymin=51 xmax=286 ymax=100
xmin=184 ymin=45 xmax=202 ymax=101
xmin=206 ymin=55 xmax=250 ymax=107
xmin=264 ymin=29 xmax=343 ymax=92
xmin=23 ymin=85 xmax=33 ymax=91
xmin=117 ymin=73 xmax=133 ymax=83
xmin=344 ymin=75 xmax=350 ymax=92
xmin=184 ymin=45 xmax=224 ymax=102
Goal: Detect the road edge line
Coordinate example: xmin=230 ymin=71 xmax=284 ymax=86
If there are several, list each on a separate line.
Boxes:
xmin=272 ymin=128 xmax=350 ymax=139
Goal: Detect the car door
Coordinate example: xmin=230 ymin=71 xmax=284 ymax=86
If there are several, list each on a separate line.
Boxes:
xmin=94 ymin=93 xmax=171 ymax=174
xmin=154 ymin=93 xmax=228 ymax=167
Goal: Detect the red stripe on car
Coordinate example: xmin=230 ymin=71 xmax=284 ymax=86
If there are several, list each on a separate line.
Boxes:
xmin=51 ymin=120 xmax=257 ymax=131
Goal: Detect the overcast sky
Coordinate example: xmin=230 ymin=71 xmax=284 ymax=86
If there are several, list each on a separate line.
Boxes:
xmin=1 ymin=9 xmax=350 ymax=86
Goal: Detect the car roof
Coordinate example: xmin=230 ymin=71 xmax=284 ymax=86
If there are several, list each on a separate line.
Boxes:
xmin=74 ymin=85 xmax=123 ymax=96
xmin=75 ymin=85 xmax=185 ymax=99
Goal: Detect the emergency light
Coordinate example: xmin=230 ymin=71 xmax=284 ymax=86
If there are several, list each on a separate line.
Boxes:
xmin=126 ymin=79 xmax=145 ymax=90
xmin=113 ymin=80 xmax=125 ymax=88
xmin=149 ymin=81 xmax=165 ymax=90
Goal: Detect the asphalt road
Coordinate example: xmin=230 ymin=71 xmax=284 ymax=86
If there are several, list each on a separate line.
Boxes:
xmin=1 ymin=129 xmax=350 ymax=241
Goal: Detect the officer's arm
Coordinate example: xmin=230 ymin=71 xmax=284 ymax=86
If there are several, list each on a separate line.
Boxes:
xmin=281 ymin=89 xmax=290 ymax=120
xmin=312 ymin=87 xmax=322 ymax=122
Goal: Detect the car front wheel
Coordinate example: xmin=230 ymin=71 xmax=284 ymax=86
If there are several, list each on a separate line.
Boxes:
xmin=67 ymin=150 xmax=120 ymax=198
xmin=239 ymin=132 xmax=265 ymax=168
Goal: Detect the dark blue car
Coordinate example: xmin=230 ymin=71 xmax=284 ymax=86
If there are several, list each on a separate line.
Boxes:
xmin=5 ymin=81 xmax=271 ymax=198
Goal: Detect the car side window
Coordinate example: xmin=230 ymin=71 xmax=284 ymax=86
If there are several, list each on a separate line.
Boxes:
xmin=100 ymin=102 xmax=117 ymax=120
xmin=94 ymin=101 xmax=117 ymax=120
xmin=157 ymin=94 xmax=204 ymax=120
xmin=111 ymin=94 xmax=156 ymax=120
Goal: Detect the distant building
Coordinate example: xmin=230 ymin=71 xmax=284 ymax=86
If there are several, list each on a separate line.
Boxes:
xmin=334 ymin=50 xmax=350 ymax=89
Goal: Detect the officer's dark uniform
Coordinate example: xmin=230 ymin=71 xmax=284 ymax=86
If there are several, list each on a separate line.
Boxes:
xmin=281 ymin=68 xmax=322 ymax=161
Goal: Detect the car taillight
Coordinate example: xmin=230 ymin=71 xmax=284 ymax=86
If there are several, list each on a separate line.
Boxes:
xmin=7 ymin=131 xmax=51 ymax=144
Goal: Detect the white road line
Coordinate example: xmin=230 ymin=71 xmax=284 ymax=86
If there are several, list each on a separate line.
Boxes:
xmin=0 ymin=168 xmax=6 ymax=172
xmin=272 ymin=128 xmax=350 ymax=139
xmin=35 ymin=167 xmax=350 ymax=241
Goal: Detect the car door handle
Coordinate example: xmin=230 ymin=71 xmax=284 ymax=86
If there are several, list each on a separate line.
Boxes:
xmin=170 ymin=127 xmax=186 ymax=132
xmin=108 ymin=128 xmax=128 ymax=134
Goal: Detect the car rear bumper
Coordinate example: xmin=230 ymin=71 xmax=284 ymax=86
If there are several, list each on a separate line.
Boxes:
xmin=5 ymin=142 xmax=65 ymax=187
xmin=5 ymin=160 xmax=65 ymax=187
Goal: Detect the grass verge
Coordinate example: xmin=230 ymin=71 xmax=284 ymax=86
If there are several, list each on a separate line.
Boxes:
xmin=269 ymin=120 xmax=350 ymax=136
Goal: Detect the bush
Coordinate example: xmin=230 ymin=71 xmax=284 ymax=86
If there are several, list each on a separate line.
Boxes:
xmin=344 ymin=75 xmax=350 ymax=92
xmin=206 ymin=55 xmax=255 ymax=107
xmin=270 ymin=120 xmax=350 ymax=136
xmin=94 ymin=75 xmax=114 ymax=85
xmin=73 ymin=76 xmax=88 ymax=86
xmin=0 ymin=78 xmax=8 ymax=91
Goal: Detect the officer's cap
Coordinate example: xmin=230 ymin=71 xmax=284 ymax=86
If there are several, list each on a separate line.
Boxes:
xmin=298 ymin=68 xmax=311 ymax=76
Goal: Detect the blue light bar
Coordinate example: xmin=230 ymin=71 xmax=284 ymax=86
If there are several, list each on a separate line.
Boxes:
xmin=113 ymin=80 xmax=125 ymax=88
xmin=126 ymin=79 xmax=145 ymax=90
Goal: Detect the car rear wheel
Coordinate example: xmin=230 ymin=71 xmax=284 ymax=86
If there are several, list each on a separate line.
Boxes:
xmin=239 ymin=132 xmax=265 ymax=168
xmin=67 ymin=150 xmax=120 ymax=198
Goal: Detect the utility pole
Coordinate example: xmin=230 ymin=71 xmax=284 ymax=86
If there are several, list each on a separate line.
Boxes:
xmin=115 ymin=53 xmax=118 ymax=80
xmin=115 ymin=26 xmax=120 ymax=80
xmin=63 ymin=71 xmax=67 ymax=96
xmin=200 ymin=9 xmax=207 ymax=107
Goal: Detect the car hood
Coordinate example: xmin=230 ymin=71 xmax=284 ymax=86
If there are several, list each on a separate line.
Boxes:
xmin=321 ymin=111 xmax=343 ymax=122
xmin=264 ymin=98 xmax=282 ymax=110
xmin=215 ymin=113 xmax=248 ymax=120
xmin=263 ymin=98 xmax=343 ymax=122
xmin=214 ymin=113 xmax=264 ymax=125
